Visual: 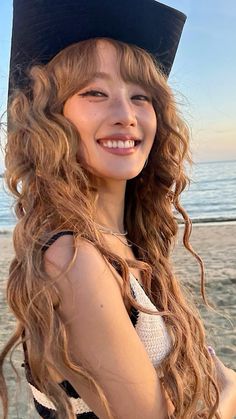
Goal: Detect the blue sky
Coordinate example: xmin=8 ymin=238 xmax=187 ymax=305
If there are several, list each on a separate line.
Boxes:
xmin=0 ymin=0 xmax=236 ymax=172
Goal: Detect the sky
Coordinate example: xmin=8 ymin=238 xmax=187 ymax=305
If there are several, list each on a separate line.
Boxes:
xmin=0 ymin=0 xmax=236 ymax=172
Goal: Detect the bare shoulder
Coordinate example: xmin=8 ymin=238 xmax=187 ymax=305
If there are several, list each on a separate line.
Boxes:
xmin=43 ymin=233 xmax=124 ymax=309
xmin=43 ymin=233 xmax=95 ymax=274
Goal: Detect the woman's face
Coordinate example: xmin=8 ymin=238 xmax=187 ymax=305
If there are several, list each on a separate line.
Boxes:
xmin=63 ymin=40 xmax=157 ymax=180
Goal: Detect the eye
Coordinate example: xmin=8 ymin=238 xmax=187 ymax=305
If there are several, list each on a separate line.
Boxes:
xmin=132 ymin=95 xmax=151 ymax=102
xmin=79 ymin=90 xmax=106 ymax=97
xmin=78 ymin=90 xmax=152 ymax=102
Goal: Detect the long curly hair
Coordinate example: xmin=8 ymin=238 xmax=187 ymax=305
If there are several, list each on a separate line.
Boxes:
xmin=0 ymin=37 xmax=222 ymax=418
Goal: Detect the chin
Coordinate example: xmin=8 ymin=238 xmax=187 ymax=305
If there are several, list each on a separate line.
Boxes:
xmin=85 ymin=165 xmax=143 ymax=181
xmin=106 ymin=171 xmax=142 ymax=181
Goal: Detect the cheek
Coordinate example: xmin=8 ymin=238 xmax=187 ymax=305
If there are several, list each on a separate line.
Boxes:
xmin=62 ymin=102 xmax=79 ymax=129
xmin=144 ymin=109 xmax=157 ymax=137
xmin=152 ymin=114 xmax=158 ymax=135
xmin=63 ymin=98 xmax=73 ymax=118
xmin=63 ymin=102 xmax=86 ymax=131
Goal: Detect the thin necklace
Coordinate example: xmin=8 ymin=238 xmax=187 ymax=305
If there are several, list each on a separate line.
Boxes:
xmin=95 ymin=222 xmax=127 ymax=236
xmin=95 ymin=222 xmax=133 ymax=247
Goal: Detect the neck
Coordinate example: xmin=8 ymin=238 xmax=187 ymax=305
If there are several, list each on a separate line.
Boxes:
xmin=92 ymin=177 xmax=127 ymax=233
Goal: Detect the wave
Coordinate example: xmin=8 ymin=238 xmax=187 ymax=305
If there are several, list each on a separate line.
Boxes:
xmin=177 ymin=216 xmax=236 ymax=225
xmin=0 ymin=227 xmax=14 ymax=235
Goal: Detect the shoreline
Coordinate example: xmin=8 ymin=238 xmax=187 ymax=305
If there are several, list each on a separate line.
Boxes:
xmin=1 ymin=217 xmax=236 ymax=235
xmin=179 ymin=219 xmax=236 ymax=227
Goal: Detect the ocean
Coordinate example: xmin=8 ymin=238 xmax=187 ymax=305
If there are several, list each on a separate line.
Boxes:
xmin=0 ymin=159 xmax=236 ymax=232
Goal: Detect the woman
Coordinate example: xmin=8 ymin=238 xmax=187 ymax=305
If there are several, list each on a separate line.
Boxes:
xmin=1 ymin=1 xmax=236 ymax=418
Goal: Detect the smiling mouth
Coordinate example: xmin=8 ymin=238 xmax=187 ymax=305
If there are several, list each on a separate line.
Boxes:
xmin=96 ymin=139 xmax=141 ymax=148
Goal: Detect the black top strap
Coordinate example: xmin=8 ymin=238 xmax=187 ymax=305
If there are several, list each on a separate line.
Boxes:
xmin=42 ymin=230 xmax=74 ymax=253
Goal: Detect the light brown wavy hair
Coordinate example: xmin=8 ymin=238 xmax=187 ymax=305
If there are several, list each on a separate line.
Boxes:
xmin=0 ymin=37 xmax=222 ymax=418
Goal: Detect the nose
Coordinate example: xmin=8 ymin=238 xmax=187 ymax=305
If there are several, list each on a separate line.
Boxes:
xmin=110 ymin=95 xmax=137 ymax=127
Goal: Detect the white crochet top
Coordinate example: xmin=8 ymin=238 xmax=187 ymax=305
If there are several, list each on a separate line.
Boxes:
xmin=24 ymin=272 xmax=172 ymax=418
xmin=129 ymin=272 xmax=172 ymax=367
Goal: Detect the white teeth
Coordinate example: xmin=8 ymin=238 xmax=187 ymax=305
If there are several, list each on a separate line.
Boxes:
xmin=99 ymin=140 xmax=135 ymax=148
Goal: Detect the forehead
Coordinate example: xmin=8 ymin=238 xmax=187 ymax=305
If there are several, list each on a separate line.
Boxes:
xmin=96 ymin=39 xmax=117 ymax=56
xmin=95 ymin=40 xmax=119 ymax=71
xmin=90 ymin=40 xmax=146 ymax=87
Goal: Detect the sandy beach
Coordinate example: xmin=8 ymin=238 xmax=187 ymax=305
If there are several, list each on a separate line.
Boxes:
xmin=0 ymin=223 xmax=236 ymax=418
xmin=172 ymin=222 xmax=236 ymax=369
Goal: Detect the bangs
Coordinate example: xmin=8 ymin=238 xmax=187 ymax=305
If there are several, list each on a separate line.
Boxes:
xmin=111 ymin=38 xmax=164 ymax=94
xmin=47 ymin=37 xmax=164 ymax=103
